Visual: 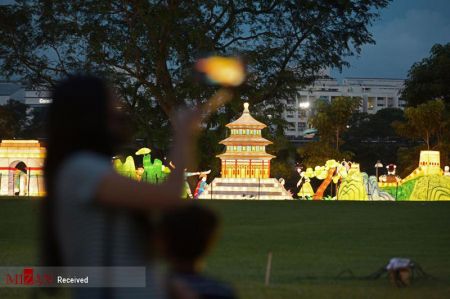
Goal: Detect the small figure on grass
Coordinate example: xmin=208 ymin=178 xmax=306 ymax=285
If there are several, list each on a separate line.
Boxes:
xmin=171 ymin=163 xmax=211 ymax=199
xmin=379 ymin=164 xmax=401 ymax=183
xmin=444 ymin=166 xmax=450 ymax=177
xmin=297 ymin=167 xmax=315 ymax=199
xmin=194 ymin=172 xmax=209 ymax=199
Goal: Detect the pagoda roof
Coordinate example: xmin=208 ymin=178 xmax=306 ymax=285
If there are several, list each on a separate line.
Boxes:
xmin=226 ymin=102 xmax=267 ymax=129
xmin=217 ymin=152 xmax=275 ymax=160
xmin=219 ymin=135 xmax=272 ymax=146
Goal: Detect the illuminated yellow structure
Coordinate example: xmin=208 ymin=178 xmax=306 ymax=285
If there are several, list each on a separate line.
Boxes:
xmin=198 ymin=103 xmax=292 ymax=200
xmin=0 ymin=140 xmax=46 ymax=196
xmin=379 ymin=150 xmax=450 ymax=200
xmin=218 ymin=102 xmax=274 ymax=179
xmin=379 ymin=150 xmax=444 ymax=188
xmin=418 ymin=150 xmax=441 ymax=175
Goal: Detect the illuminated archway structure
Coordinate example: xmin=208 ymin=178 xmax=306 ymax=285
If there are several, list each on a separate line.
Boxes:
xmin=199 ymin=103 xmax=292 ymax=200
xmin=0 ymin=140 xmax=46 ymax=197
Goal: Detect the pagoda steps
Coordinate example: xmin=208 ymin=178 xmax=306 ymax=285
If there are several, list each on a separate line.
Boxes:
xmin=198 ymin=178 xmax=292 ymax=200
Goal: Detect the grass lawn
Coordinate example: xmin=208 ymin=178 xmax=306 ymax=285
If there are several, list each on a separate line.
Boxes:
xmin=1 ymin=198 xmax=450 ymax=298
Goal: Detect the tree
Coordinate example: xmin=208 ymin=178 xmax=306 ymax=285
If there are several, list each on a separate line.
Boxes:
xmin=393 ymin=99 xmax=450 ymax=176
xmin=393 ymin=99 xmax=447 ymax=150
xmin=402 ymin=43 xmax=450 ymax=107
xmin=0 ymin=1 xmax=390 ymax=127
xmin=267 ymin=128 xmax=297 ymax=188
xmin=399 ymin=44 xmax=450 ymax=175
xmin=297 ymin=141 xmax=353 ymax=168
xmin=0 ymin=100 xmax=28 ymax=139
xmin=310 ymin=96 xmax=361 ymax=151
xmin=344 ymin=108 xmax=404 ymax=142
xmin=297 ymin=97 xmax=360 ymax=169
xmin=341 ymin=108 xmax=406 ymax=173
xmin=22 ymin=107 xmax=48 ymax=139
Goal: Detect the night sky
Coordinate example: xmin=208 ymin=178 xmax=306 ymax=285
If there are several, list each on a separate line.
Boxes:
xmin=332 ymin=0 xmax=450 ymax=80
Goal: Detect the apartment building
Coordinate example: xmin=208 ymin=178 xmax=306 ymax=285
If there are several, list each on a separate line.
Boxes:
xmin=284 ymin=77 xmax=405 ymax=139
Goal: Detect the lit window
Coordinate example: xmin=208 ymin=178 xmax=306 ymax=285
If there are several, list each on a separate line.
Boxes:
xmin=368 ymin=97 xmax=375 ymax=110
xmin=297 ymin=122 xmax=306 ymax=131
xmin=298 ymin=110 xmax=306 ymax=118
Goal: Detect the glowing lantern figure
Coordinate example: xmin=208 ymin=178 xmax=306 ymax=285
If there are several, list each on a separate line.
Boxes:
xmin=297 ymin=168 xmax=315 ymax=199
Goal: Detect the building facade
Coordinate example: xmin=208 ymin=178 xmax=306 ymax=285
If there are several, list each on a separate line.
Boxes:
xmin=284 ymin=77 xmax=405 ymax=139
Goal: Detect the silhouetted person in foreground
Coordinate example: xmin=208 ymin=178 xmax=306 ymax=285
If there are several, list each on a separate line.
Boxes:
xmin=43 ymin=75 xmax=202 ymax=299
xmin=159 ymin=205 xmax=237 ymax=299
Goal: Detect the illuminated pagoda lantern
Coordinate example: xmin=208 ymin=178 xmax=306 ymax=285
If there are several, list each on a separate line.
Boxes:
xmin=219 ymin=102 xmax=274 ymax=178
xmin=198 ymin=103 xmax=292 ymax=200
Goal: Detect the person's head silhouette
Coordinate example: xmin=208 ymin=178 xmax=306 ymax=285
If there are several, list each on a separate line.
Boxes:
xmin=159 ymin=204 xmax=219 ymax=273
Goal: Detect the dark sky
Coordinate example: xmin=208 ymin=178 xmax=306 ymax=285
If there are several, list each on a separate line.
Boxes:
xmin=332 ymin=0 xmax=450 ymax=80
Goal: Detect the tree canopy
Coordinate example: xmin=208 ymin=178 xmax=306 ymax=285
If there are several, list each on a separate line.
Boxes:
xmin=397 ymin=43 xmax=450 ymax=176
xmin=393 ymin=99 xmax=447 ymax=150
xmin=402 ymin=43 xmax=450 ymax=107
xmin=310 ymin=96 xmax=361 ymax=151
xmin=0 ymin=100 xmax=28 ymax=139
xmin=344 ymin=108 xmax=404 ymax=142
xmin=1 ymin=1 xmax=389 ymax=130
xmin=392 ymin=99 xmax=449 ymax=176
xmin=341 ymin=108 xmax=406 ymax=174
xmin=297 ymin=96 xmax=360 ymax=168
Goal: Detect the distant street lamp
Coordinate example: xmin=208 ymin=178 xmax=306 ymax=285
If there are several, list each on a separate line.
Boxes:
xmin=299 ymin=101 xmax=310 ymax=109
xmin=298 ymin=101 xmax=311 ymax=130
xmin=374 ymin=160 xmax=383 ymax=180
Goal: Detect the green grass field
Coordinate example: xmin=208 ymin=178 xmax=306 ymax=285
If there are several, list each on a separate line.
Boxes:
xmin=1 ymin=198 xmax=450 ymax=298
